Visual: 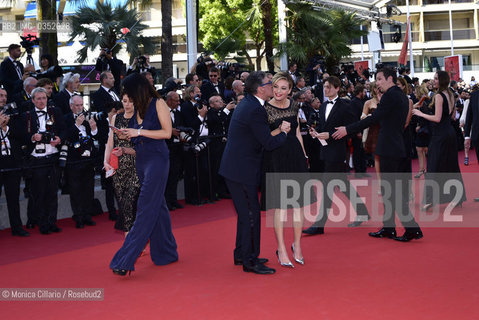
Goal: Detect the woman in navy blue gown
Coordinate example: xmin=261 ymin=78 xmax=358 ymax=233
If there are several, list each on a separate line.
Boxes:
xmin=110 ymin=73 xmax=178 ymax=275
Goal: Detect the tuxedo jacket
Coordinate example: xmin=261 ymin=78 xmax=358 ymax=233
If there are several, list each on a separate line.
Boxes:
xmin=200 ymin=80 xmax=225 ymax=102
xmin=180 ymin=100 xmax=203 ymax=136
xmin=465 ymin=90 xmax=479 ymax=143
xmin=64 ymin=112 xmax=99 ymax=161
xmin=0 ymin=58 xmax=24 ymax=102
xmin=91 ymin=87 xmax=116 ymax=113
xmin=53 ymin=89 xmax=73 ymax=116
xmin=0 ymin=116 xmax=26 ymax=168
xmin=206 ymin=107 xmax=231 ymax=138
xmin=95 ymin=57 xmax=123 ymax=93
xmin=219 ymin=94 xmax=287 ymax=186
xmin=318 ymin=98 xmax=355 ymax=163
xmin=19 ymin=106 xmax=67 ymax=155
xmin=167 ymin=109 xmax=186 ymax=147
xmin=350 ymin=97 xmax=365 ymax=121
xmin=347 ymin=85 xmax=409 ymax=159
xmin=12 ymin=90 xmax=33 ymax=114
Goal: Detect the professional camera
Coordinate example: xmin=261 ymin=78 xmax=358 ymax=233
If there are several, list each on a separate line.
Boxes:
xmin=82 ymin=111 xmax=107 ymax=122
xmin=2 ymin=102 xmax=19 ymax=117
xmin=184 ymin=139 xmax=210 ymax=153
xmin=137 ymin=55 xmax=147 ymax=68
xmin=176 ymin=126 xmax=195 ymax=143
xmin=37 ymin=66 xmax=64 ymax=82
xmin=38 ymin=131 xmax=55 ymax=144
xmin=58 ymin=144 xmax=68 ymax=168
xmin=193 ymin=95 xmax=207 ymax=109
xmin=20 ymin=34 xmax=40 ymax=54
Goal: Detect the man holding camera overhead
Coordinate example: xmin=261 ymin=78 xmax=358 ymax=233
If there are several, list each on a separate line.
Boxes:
xmin=20 ymin=87 xmax=66 ymax=235
xmin=63 ymin=95 xmax=98 ymax=228
xmin=95 ymin=47 xmax=124 ymax=93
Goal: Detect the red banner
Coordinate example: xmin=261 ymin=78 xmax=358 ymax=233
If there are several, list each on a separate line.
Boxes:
xmin=398 ymin=17 xmax=410 ymax=66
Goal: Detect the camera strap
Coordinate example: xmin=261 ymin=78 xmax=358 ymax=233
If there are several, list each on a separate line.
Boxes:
xmin=0 ymin=127 xmax=11 ymax=156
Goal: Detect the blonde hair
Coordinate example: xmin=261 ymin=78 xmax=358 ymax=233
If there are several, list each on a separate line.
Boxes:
xmin=272 ymin=71 xmax=293 ymax=90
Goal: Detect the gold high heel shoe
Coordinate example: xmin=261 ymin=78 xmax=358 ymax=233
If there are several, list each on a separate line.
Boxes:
xmin=291 ymin=244 xmax=304 ymax=265
xmin=276 ymin=250 xmax=294 ymax=268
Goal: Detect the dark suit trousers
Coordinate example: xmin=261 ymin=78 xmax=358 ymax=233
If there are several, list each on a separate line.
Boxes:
xmin=379 ymin=156 xmax=419 ymax=230
xmin=0 ymin=169 xmax=22 ymax=229
xmin=29 ymin=156 xmax=60 ymax=230
xmin=225 ymin=179 xmax=260 ymax=266
xmin=314 ymin=161 xmax=369 ymax=228
xmin=67 ymin=162 xmax=95 ymax=222
xmin=165 ymin=144 xmax=183 ymax=204
xmin=352 ymin=136 xmax=366 ymax=173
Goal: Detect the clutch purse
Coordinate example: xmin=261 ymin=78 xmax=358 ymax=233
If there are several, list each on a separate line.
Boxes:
xmin=109 ymin=150 xmax=119 ymax=170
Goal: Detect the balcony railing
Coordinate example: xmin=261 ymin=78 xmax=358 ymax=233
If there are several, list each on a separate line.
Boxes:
xmin=350 ymin=31 xmax=420 ymax=45
xmin=425 ymin=28 xmax=475 ymax=41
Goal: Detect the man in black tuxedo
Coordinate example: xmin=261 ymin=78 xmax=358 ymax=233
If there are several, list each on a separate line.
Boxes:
xmin=350 ymin=84 xmax=368 ymax=177
xmin=464 ymin=88 xmax=479 ymax=201
xmin=0 ymin=88 xmax=29 ymax=236
xmin=91 ymin=71 xmax=120 ymax=112
xmin=200 ymin=67 xmax=225 ymax=102
xmin=219 ymin=71 xmax=290 ymax=275
xmin=333 ymin=68 xmax=423 ymax=242
xmin=13 ymin=76 xmax=37 ymax=114
xmin=95 ymin=48 xmax=124 ymax=93
xmin=165 ymin=91 xmax=185 ymax=211
xmin=64 ymin=95 xmax=98 ymax=228
xmin=20 ymin=87 xmax=66 ymax=235
xmin=303 ymin=76 xmax=370 ymax=236
xmin=53 ymin=72 xmax=80 ymax=115
xmin=0 ymin=44 xmax=24 ymax=103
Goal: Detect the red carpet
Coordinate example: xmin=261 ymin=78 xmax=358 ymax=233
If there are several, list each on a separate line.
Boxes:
xmin=1 ymin=152 xmax=479 ymax=319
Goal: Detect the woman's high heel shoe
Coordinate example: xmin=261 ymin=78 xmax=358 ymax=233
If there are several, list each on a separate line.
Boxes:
xmin=414 ymin=169 xmax=425 ymax=179
xmin=291 ymin=244 xmax=304 ymax=265
xmin=112 ymin=269 xmax=132 ymax=276
xmin=464 ymin=157 xmax=469 ymax=166
xmin=276 ymin=250 xmax=294 ymax=268
xmin=421 ymin=203 xmax=434 ymax=212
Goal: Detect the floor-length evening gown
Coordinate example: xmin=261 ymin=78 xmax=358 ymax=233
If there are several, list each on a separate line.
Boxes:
xmin=110 ymin=98 xmax=178 ymax=271
xmin=424 ymin=92 xmax=466 ymax=205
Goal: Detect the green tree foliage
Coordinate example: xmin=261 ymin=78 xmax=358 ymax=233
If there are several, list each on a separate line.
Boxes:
xmin=281 ymin=2 xmax=366 ymax=73
xmin=68 ymin=0 xmax=154 ymax=63
xmin=199 ymin=0 xmax=278 ymax=70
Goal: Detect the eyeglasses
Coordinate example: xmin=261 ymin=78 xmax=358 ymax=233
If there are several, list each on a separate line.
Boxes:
xmin=209 ymin=74 xmax=218 ymax=78
xmin=260 ymin=81 xmax=272 ymax=87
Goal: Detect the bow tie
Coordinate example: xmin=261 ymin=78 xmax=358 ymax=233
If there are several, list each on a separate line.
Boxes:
xmin=36 ymin=110 xmax=47 ymax=115
xmin=327 ymin=99 xmax=336 ymax=105
xmin=109 ymin=89 xmax=115 ymax=93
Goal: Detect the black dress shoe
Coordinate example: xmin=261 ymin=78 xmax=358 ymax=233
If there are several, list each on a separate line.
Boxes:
xmin=173 ymin=201 xmax=184 ymax=209
xmin=302 ymin=226 xmax=324 ymax=235
xmin=393 ymin=229 xmax=423 ymax=242
xmin=26 ymin=222 xmax=36 ymax=229
xmin=84 ymin=219 xmax=96 ymax=226
xmin=243 ymin=263 xmax=275 ymax=275
xmin=348 ymin=215 xmax=370 ymax=227
xmin=49 ymin=225 xmax=62 ymax=233
xmin=234 ymin=258 xmax=269 ymax=266
xmin=40 ymin=228 xmax=51 ymax=235
xmin=76 ymin=221 xmax=85 ymax=229
xmin=12 ymin=228 xmax=30 ymax=237
xmin=109 ymin=212 xmax=118 ymax=221
xmin=368 ymin=228 xmax=396 ymax=238
xmin=167 ymin=203 xmax=176 ymax=211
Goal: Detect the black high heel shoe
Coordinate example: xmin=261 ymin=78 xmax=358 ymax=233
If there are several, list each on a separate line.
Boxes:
xmin=112 ymin=269 xmax=131 ymax=276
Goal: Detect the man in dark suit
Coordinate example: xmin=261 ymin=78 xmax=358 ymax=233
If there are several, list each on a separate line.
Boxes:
xmin=350 ymin=84 xmax=368 ymax=177
xmin=464 ymin=88 xmax=479 ymax=201
xmin=13 ymin=76 xmax=37 ymax=114
xmin=165 ymin=91 xmax=185 ymax=211
xmin=200 ymin=67 xmax=225 ymax=102
xmin=20 ymin=87 xmax=66 ymax=235
xmin=53 ymin=72 xmax=80 ymax=115
xmin=0 ymin=44 xmax=24 ymax=103
xmin=64 ymin=95 xmax=98 ymax=228
xmin=91 ymin=71 xmax=120 ymax=112
xmin=219 ymin=71 xmax=290 ymax=275
xmin=333 ymin=68 xmax=423 ymax=242
xmin=95 ymin=48 xmax=124 ymax=93
xmin=303 ymin=76 xmax=370 ymax=236
xmin=0 ymin=87 xmax=30 ymax=236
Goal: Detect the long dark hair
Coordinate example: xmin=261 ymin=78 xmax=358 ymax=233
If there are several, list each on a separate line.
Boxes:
xmin=121 ymin=73 xmax=160 ymax=119
xmin=431 ymin=71 xmax=454 ymax=110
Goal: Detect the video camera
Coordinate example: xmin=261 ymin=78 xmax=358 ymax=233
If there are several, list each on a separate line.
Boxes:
xmin=20 ymin=34 xmax=40 ymax=54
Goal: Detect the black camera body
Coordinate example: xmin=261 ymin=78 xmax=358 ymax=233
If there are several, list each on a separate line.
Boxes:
xmin=193 ymin=95 xmax=207 ymax=109
xmin=38 ymin=131 xmax=55 ymax=144
xmin=2 ymin=102 xmax=19 ymax=117
xmin=20 ymin=34 xmax=40 ymax=53
xmin=137 ymin=55 xmax=147 ymax=67
xmin=82 ymin=111 xmax=107 ymax=122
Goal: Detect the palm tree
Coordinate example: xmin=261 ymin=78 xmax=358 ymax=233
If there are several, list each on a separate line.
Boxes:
xmin=160 ymin=0 xmax=173 ymax=82
xmin=68 ymin=0 xmax=154 ymax=63
xmin=280 ymin=2 xmax=366 ymax=73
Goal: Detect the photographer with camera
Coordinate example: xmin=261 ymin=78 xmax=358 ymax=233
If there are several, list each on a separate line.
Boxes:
xmin=95 ymin=47 xmax=124 ymax=93
xmin=180 ymin=85 xmax=210 ymax=205
xmin=165 ymin=91 xmax=186 ymax=211
xmin=0 ymin=87 xmax=30 ymax=237
xmin=13 ymin=77 xmax=37 ymax=114
xmin=63 ymin=95 xmax=98 ymax=229
xmin=36 ymin=54 xmax=63 ymax=95
xmin=0 ymin=44 xmax=24 ymax=103
xmin=127 ymin=55 xmax=156 ymax=77
xmin=54 ymin=72 xmax=81 ymax=115
xmin=20 ymin=87 xmax=66 ymax=234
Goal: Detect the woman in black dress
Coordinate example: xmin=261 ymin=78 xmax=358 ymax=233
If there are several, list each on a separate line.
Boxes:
xmin=264 ymin=72 xmax=309 ymax=268
xmin=412 ymin=84 xmax=431 ymax=178
xmin=412 ymin=71 xmax=466 ymax=210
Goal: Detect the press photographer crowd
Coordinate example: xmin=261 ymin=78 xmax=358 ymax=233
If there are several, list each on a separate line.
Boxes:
xmin=0 ymin=42 xmax=475 ymax=241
